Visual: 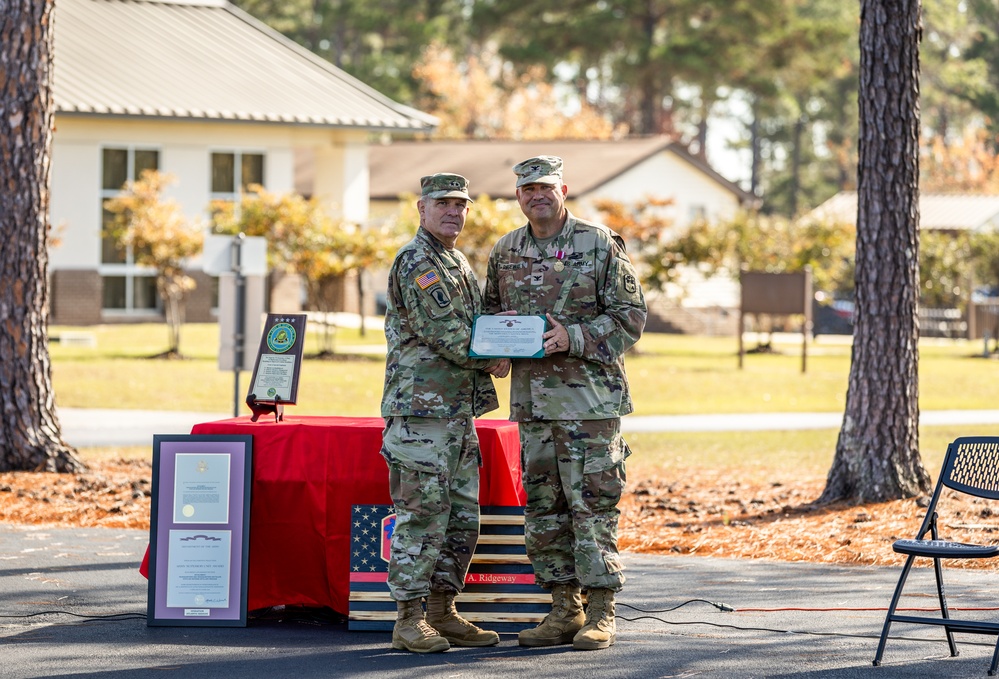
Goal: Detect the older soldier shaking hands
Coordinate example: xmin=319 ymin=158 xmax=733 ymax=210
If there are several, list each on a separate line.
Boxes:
xmin=484 ymin=156 xmax=647 ymax=651
xmin=379 ymin=173 xmax=509 ymax=653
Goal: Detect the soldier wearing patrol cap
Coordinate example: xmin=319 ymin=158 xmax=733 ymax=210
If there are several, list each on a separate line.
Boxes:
xmin=484 ymin=156 xmax=647 ymax=651
xmin=380 ymin=172 xmax=510 ymax=653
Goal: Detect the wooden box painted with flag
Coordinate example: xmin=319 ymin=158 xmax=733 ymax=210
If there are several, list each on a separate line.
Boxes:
xmin=348 ymin=505 xmax=549 ymax=632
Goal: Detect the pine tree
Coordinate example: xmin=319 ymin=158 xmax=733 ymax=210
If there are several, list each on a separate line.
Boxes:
xmin=821 ymin=0 xmax=930 ymax=503
xmin=0 ymin=1 xmax=83 ymax=472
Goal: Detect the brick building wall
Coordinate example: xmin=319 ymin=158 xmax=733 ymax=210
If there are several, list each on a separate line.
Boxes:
xmin=268 ymin=271 xmax=303 ymax=313
xmin=50 ymin=270 xmax=102 ymax=326
xmin=50 ymin=268 xmax=220 ymax=325
xmin=185 ymin=270 xmax=216 ymax=323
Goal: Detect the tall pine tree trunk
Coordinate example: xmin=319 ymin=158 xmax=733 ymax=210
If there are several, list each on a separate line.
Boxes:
xmin=637 ymin=11 xmax=658 ymax=135
xmin=820 ymin=0 xmax=929 ymax=504
xmin=0 ymin=1 xmax=84 ymax=473
xmin=749 ymin=99 xmax=762 ymax=199
xmin=788 ymin=100 xmax=806 ymax=218
xmin=833 ymin=78 xmax=854 ymax=191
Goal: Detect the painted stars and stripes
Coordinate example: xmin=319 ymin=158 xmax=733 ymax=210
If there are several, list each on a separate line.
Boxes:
xmin=349 ymin=505 xmax=394 ymax=581
xmin=348 ymin=504 xmax=550 ymax=632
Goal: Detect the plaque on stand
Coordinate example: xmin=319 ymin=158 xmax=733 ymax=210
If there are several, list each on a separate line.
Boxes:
xmin=245 ymin=314 xmax=306 ymax=422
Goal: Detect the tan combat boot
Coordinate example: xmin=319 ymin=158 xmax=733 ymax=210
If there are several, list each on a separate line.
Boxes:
xmin=572 ymin=588 xmax=616 ymax=650
xmin=426 ymin=591 xmax=500 ymax=646
xmin=518 ymin=583 xmax=585 ymax=647
xmin=391 ymin=598 xmax=450 ymax=653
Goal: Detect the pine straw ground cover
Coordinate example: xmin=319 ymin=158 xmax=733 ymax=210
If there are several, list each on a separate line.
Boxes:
xmin=2 ymin=458 xmax=997 ymax=571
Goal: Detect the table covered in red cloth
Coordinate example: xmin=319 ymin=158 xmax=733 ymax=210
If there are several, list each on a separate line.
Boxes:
xmin=167 ymin=416 xmax=524 ymax=616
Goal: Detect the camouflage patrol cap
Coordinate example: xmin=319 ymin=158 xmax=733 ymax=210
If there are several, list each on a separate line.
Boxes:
xmin=513 ymin=155 xmax=563 ymax=187
xmin=420 ymin=173 xmax=473 ymax=201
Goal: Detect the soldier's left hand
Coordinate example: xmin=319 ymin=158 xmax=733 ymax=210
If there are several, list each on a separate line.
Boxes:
xmin=485 ymin=359 xmax=511 ymax=378
xmin=543 ymin=313 xmax=568 ymax=355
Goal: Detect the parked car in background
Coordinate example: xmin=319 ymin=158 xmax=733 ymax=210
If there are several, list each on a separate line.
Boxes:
xmin=972 ymin=286 xmax=999 ymax=304
xmin=813 ymin=295 xmax=854 ymax=337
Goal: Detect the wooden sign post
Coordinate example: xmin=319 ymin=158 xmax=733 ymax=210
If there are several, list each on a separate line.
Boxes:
xmin=739 ymin=268 xmax=813 ymax=373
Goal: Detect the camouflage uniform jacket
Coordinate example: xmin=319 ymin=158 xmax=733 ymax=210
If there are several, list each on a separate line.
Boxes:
xmin=381 ymin=227 xmax=499 ymax=418
xmin=483 ymin=212 xmax=646 ymax=421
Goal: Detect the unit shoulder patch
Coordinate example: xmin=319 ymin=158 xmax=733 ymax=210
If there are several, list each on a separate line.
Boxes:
xmin=623 ymin=273 xmax=638 ymax=294
xmin=427 ymin=284 xmax=451 ymax=308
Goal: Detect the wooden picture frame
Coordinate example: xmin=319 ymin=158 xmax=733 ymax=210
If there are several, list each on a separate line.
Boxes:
xmin=147 ymin=434 xmax=253 ymax=627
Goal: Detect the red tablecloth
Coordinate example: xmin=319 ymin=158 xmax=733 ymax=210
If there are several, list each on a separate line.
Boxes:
xmin=145 ymin=416 xmax=524 ymax=615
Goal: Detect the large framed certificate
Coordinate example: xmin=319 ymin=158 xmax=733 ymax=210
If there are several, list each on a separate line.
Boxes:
xmin=469 ymin=315 xmax=546 ymax=358
xmin=147 ymin=434 xmax=252 ymax=627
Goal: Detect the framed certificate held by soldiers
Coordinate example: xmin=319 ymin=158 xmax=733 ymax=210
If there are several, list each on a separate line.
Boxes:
xmin=469 ymin=315 xmax=546 ymax=359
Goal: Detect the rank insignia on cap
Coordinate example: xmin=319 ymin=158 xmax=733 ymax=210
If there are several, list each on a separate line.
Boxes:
xmin=415 ymin=269 xmax=441 ymax=290
xmin=513 ymin=155 xmax=563 ymax=187
xmin=420 ymin=173 xmax=473 ymax=201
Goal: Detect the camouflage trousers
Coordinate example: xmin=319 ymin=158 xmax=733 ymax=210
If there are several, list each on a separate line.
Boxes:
xmin=519 ymin=419 xmax=629 ymax=592
xmin=381 ymin=415 xmax=481 ymax=602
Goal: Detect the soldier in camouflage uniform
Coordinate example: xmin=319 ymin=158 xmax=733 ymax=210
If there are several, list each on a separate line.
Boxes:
xmin=380 ymin=173 xmax=510 ymax=653
xmin=483 ymin=156 xmax=647 ymax=651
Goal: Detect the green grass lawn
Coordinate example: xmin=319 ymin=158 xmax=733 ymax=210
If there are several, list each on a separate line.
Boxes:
xmin=50 ymin=322 xmax=999 ymax=474
xmin=87 ymin=424 xmax=999 ymax=483
xmin=50 ymin=323 xmax=999 ymax=416
xmin=50 ymin=322 xmax=397 ymax=417
xmin=629 ymin=333 xmax=999 ymax=414
xmin=623 ymin=424 xmax=999 ymax=481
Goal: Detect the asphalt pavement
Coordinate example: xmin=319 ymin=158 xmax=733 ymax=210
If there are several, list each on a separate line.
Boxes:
xmin=8 ymin=406 xmax=999 ymax=677
xmin=4 ymin=524 xmax=999 ymax=678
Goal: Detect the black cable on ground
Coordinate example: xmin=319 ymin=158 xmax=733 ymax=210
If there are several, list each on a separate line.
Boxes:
xmin=0 ymin=611 xmax=146 ymax=622
xmin=616 ymin=600 xmax=998 ymax=649
xmin=5 ymin=600 xmax=996 ymax=650
xmin=619 ymin=599 xmax=735 ymax=614
xmin=0 ymin=606 xmax=343 ymax=625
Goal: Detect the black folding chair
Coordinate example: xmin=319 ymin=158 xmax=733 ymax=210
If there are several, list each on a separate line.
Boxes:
xmin=874 ymin=436 xmax=999 ymax=674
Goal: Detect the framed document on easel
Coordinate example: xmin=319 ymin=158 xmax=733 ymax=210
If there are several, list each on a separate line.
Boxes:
xmin=245 ymin=313 xmax=307 ymax=422
xmin=147 ymin=434 xmax=253 ymax=627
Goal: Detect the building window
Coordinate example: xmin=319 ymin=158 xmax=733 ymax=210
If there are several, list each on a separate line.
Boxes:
xmin=211 ymin=151 xmax=265 ymax=201
xmin=208 ymin=151 xmax=263 ymax=312
xmin=101 ymin=275 xmax=158 ymax=311
xmin=100 ymin=146 xmax=161 ymax=314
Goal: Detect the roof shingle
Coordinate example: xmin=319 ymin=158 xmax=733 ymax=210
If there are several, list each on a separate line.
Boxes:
xmin=53 ymin=0 xmax=435 ymax=131
xmin=810 ymin=191 xmax=999 ymax=231
xmin=368 ymin=137 xmax=752 ymax=201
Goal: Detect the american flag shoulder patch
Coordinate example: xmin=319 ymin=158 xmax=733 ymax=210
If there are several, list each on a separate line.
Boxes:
xmin=415 ymin=269 xmax=441 ymax=290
